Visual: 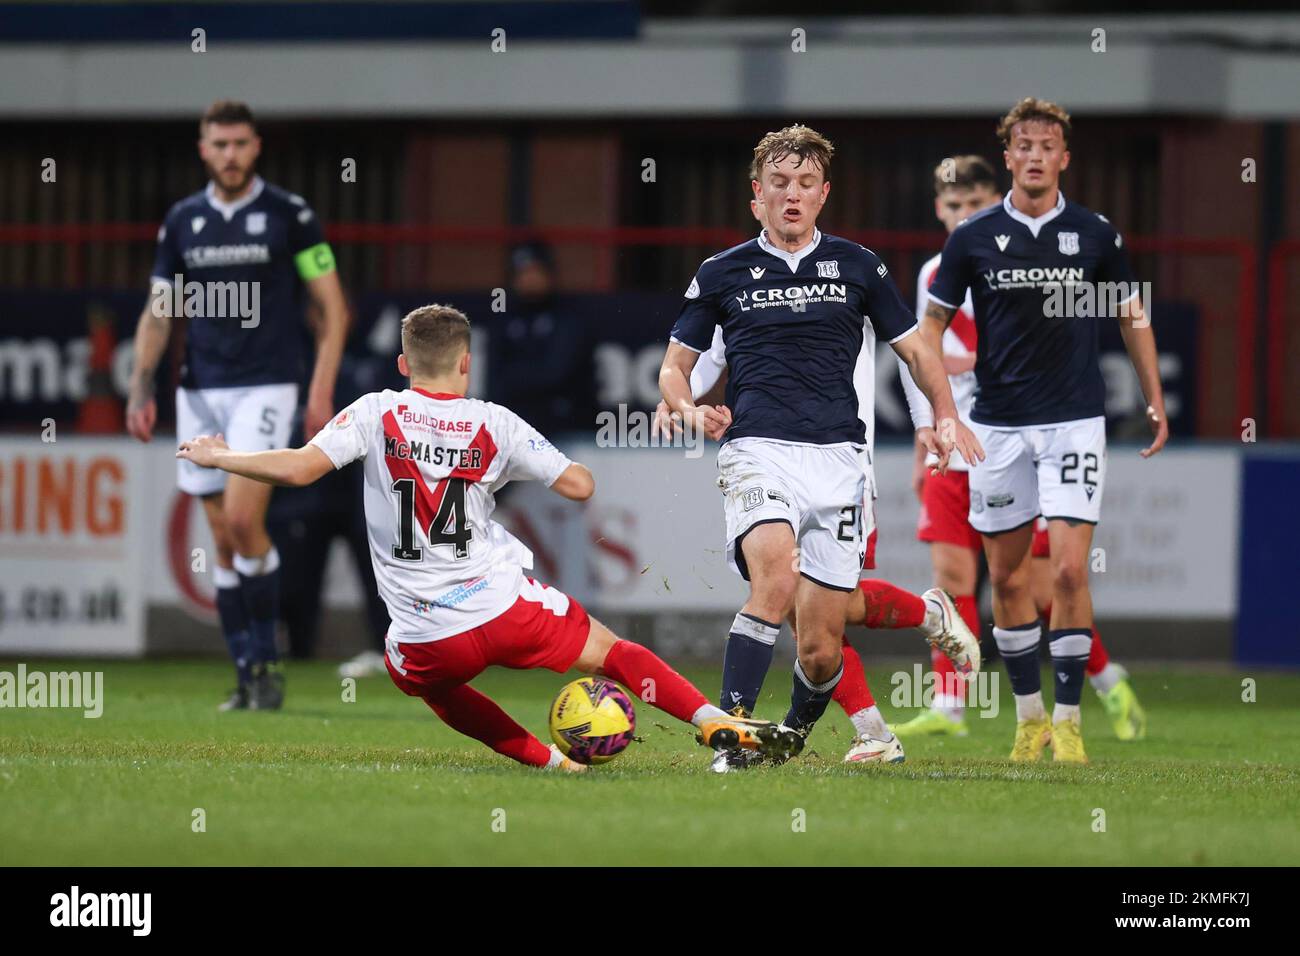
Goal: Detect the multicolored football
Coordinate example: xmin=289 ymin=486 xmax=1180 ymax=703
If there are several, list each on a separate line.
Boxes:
xmin=548 ymin=677 xmax=637 ymax=765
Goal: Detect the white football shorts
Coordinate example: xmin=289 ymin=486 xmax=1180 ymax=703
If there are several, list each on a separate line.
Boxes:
xmin=967 ymin=416 xmax=1106 ymax=534
xmin=718 ymin=437 xmax=868 ymax=592
xmin=175 ymin=383 xmax=299 ymax=496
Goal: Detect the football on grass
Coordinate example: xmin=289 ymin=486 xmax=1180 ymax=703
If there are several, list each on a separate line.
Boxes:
xmin=548 ymin=677 xmax=636 ymax=764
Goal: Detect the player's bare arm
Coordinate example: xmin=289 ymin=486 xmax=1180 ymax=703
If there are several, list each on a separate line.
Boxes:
xmin=891 ymin=330 xmax=984 ymax=471
xmin=125 ymin=287 xmax=174 ymax=443
xmin=1117 ymin=294 xmax=1168 ymax=458
xmin=302 ymin=271 xmax=348 ymax=439
xmin=921 ymin=298 xmax=957 ymax=340
xmin=942 ymin=352 xmax=977 ymax=376
xmin=177 ymin=434 xmax=335 ymax=487
xmin=658 ymin=341 xmax=730 ymax=440
xmin=550 ymin=462 xmax=595 ymax=501
xmin=655 ymin=361 xmax=730 ymax=440
xmin=911 ymin=431 xmax=929 ymax=500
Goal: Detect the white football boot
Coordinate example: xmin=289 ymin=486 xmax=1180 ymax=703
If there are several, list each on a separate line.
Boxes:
xmin=844 ymin=733 xmax=906 ymax=764
xmin=338 ymin=649 xmax=387 ymax=679
xmin=545 ymin=744 xmax=588 ymax=773
xmin=920 ymin=588 xmax=980 ymax=682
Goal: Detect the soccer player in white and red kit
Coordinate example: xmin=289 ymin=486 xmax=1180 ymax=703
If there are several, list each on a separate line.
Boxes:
xmin=178 ymin=305 xmax=801 ymax=770
xmin=897 ymin=155 xmax=1146 ymax=742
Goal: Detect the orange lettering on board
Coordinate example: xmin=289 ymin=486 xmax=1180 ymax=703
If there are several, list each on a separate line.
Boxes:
xmin=38 ymin=458 xmax=76 ymax=534
xmin=12 ymin=458 xmax=25 ymax=534
xmin=86 ymin=457 xmax=124 ymax=536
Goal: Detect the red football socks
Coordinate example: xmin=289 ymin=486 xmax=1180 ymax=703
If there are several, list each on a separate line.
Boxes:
xmin=833 ymin=635 xmax=875 ymax=714
xmin=858 ymin=579 xmax=926 ymax=629
xmin=600 ymin=639 xmax=707 ymax=724
xmin=423 ymin=683 xmax=552 ymax=767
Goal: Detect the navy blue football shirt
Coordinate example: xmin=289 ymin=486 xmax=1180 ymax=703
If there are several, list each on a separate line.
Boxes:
xmin=150 ymin=176 xmax=336 ymax=390
xmin=670 ymin=229 xmax=917 ymax=445
xmin=927 ymin=192 xmax=1136 ymax=427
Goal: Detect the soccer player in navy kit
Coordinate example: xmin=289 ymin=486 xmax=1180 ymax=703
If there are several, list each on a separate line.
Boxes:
xmin=659 ymin=125 xmax=984 ymax=757
xmin=126 ymin=101 xmax=348 ymax=710
xmin=921 ymin=99 xmax=1168 ymax=762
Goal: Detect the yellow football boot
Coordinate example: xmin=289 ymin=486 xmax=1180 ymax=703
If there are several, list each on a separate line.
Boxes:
xmin=1051 ymin=719 xmax=1089 ymax=764
xmin=1099 ymin=679 xmax=1147 ymax=741
xmin=1009 ymin=717 xmax=1052 ymax=762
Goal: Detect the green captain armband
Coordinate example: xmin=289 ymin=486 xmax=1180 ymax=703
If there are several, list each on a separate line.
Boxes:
xmin=294 ymin=242 xmax=336 ymax=280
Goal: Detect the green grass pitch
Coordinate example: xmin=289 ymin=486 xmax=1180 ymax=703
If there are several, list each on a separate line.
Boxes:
xmin=2 ymin=659 xmax=1298 ymax=866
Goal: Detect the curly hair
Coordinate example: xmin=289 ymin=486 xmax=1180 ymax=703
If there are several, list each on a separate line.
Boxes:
xmin=996 ymin=97 xmax=1072 ymax=146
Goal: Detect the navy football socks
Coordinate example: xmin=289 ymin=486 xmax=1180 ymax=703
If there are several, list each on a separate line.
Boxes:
xmin=213 ymin=565 xmax=253 ymax=686
xmin=720 ymin=612 xmax=779 ymax=715
xmin=783 ymin=656 xmax=843 ymax=735
xmin=1048 ymin=627 xmax=1093 ymax=707
xmin=234 ymin=547 xmax=282 ymax=667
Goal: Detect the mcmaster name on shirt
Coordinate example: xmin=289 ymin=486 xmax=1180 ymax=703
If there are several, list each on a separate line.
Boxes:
xmin=384 ymin=437 xmax=484 ymax=469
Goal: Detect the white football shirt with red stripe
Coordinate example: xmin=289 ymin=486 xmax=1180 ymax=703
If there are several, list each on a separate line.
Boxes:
xmin=309 ymin=387 xmax=573 ymax=642
xmin=899 ymin=252 xmax=978 ymax=472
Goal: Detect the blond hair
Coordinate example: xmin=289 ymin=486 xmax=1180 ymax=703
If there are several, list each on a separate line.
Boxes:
xmin=749 ymin=124 xmax=835 ymax=183
xmin=401 ymin=304 xmax=471 ymax=377
xmin=997 ymin=97 xmax=1072 ymax=146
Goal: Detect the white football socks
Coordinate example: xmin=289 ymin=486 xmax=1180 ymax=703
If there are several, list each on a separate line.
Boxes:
xmin=1014 ymin=690 xmax=1047 ymax=722
xmin=691 ymin=703 xmax=729 ymax=727
xmin=1053 ymin=703 xmax=1081 ymax=726
xmin=933 ymin=693 xmax=964 ymax=722
xmin=1090 ymin=662 xmax=1127 ymax=695
xmin=849 ymin=704 xmax=891 ymax=740
xmin=919 ymin=595 xmax=944 ymax=639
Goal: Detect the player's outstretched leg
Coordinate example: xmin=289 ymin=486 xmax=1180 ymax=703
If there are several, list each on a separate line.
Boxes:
xmin=840 ymin=578 xmax=978 ymax=738
xmin=425 ymin=683 xmax=579 ymax=769
xmin=386 ymin=632 xmax=581 ymax=770
xmin=579 ymin=618 xmax=803 ymax=762
xmin=849 ymin=579 xmax=980 ymax=689
xmin=834 ymin=637 xmax=904 ymax=763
